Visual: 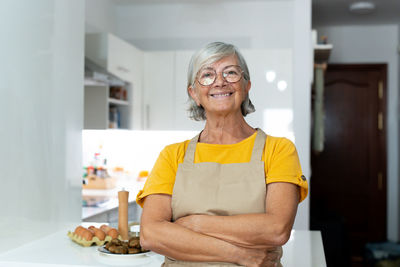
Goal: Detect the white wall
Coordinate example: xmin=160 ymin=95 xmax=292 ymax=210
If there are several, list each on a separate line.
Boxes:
xmin=85 ymin=0 xmax=117 ymax=34
xmin=115 ymin=1 xmax=294 ymax=50
xmin=315 ymin=24 xmax=399 ymax=242
xmin=292 ymin=0 xmax=312 ymax=231
xmin=0 ymin=0 xmax=84 ymax=251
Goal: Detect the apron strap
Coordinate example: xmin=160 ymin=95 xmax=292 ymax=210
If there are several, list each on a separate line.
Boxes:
xmin=184 ymin=129 xmax=266 ymax=164
xmin=250 ymin=129 xmax=267 ymax=163
xmin=183 ymin=133 xmax=200 ymax=164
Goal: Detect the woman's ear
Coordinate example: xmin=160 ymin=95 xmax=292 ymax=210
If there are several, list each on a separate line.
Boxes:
xmin=245 ymin=80 xmax=251 ymax=94
xmin=188 ymin=85 xmax=200 ymax=106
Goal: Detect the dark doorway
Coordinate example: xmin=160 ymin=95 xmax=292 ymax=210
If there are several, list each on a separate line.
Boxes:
xmin=310 ymin=64 xmax=387 ymax=267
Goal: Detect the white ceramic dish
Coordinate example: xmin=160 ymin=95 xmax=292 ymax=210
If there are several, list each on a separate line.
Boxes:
xmin=96 ymin=246 xmax=153 ymax=266
xmin=98 ymin=245 xmax=151 ymax=258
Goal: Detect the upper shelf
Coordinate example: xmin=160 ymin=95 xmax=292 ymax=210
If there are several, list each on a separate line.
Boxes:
xmin=108 ymin=98 xmax=129 ymax=106
xmin=314 ymin=44 xmax=333 ymax=63
xmin=85 ymin=57 xmax=128 ymax=87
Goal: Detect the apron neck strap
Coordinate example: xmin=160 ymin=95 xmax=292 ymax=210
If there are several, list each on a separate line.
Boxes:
xmin=251 ymin=128 xmax=267 ymax=162
xmin=183 ymin=133 xmax=200 ymax=164
xmin=183 ymin=129 xmax=267 ymax=164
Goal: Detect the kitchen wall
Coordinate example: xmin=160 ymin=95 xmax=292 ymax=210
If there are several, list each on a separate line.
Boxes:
xmin=0 ymin=0 xmax=84 ymax=251
xmin=315 ymin=24 xmax=400 ymax=242
xmin=114 ymin=1 xmax=294 ymax=50
xmin=85 ymin=0 xmax=117 ymax=34
xmin=85 ymin=0 xmax=312 ymax=230
xmin=82 ymin=130 xmax=198 ymax=182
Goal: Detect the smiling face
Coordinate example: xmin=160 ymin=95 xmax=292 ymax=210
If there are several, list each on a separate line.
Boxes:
xmin=188 ymin=55 xmax=251 ymax=118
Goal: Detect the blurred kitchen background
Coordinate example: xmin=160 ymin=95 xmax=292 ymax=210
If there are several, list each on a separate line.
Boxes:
xmin=1 ymin=0 xmax=399 ymax=266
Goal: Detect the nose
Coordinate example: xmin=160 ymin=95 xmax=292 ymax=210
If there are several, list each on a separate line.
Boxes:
xmin=213 ymin=72 xmax=226 ymax=87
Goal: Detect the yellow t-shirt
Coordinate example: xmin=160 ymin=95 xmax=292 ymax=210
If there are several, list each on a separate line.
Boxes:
xmin=136 ymin=132 xmax=308 ymax=207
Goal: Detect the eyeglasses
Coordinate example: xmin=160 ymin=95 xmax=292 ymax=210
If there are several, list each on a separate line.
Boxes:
xmin=197 ymin=65 xmax=245 ymax=86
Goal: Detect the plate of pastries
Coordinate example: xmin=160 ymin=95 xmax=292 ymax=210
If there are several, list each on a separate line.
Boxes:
xmin=98 ymin=237 xmax=150 ymax=257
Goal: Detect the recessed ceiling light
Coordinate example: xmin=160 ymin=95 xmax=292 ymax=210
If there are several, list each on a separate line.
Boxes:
xmin=277 ymin=80 xmax=287 ymax=91
xmin=265 ymin=71 xmax=276 ymax=83
xmin=349 ymin=1 xmax=376 ymax=14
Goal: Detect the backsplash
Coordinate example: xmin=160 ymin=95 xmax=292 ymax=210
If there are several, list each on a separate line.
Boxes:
xmin=82 ymin=130 xmax=198 ymax=188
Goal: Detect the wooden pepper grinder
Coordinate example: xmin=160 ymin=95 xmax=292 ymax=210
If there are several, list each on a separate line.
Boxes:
xmin=118 ymin=189 xmax=129 ymax=240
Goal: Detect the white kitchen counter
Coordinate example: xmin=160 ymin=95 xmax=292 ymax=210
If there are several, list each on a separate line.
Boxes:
xmin=0 ymin=228 xmax=326 ymax=267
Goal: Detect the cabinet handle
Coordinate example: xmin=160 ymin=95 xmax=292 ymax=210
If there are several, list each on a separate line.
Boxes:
xmin=146 ymin=104 xmax=150 ymax=130
xmin=117 ymin=66 xmax=129 ymax=73
xmin=378 ymin=172 xmax=383 ymax=190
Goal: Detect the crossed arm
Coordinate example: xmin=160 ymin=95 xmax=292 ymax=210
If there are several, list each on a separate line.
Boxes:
xmin=139 ymin=182 xmax=299 ymax=265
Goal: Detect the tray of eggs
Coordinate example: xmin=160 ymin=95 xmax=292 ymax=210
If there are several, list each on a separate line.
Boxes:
xmin=67 ymin=224 xmax=120 ymax=247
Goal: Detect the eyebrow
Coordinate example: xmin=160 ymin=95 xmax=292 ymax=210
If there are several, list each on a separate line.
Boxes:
xmin=200 ymin=67 xmax=214 ymax=71
xmin=201 ymin=65 xmax=239 ymax=70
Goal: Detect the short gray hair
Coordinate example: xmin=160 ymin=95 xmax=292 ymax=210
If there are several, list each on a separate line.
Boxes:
xmin=187 ymin=42 xmax=255 ymax=121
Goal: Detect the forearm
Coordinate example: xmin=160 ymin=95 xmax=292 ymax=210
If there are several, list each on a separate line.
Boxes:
xmin=140 ymin=218 xmax=245 ymax=263
xmin=187 ymin=213 xmax=293 ymax=248
xmin=177 ymin=183 xmax=299 ymax=248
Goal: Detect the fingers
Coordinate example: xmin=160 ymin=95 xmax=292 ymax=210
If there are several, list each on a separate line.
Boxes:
xmin=265 ymin=246 xmax=283 ymax=261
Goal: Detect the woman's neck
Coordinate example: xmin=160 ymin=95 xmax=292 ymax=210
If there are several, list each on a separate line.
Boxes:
xmin=200 ymin=113 xmax=255 ymax=144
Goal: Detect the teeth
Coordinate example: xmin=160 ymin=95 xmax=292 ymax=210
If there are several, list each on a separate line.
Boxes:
xmin=212 ymin=93 xmax=231 ymax=97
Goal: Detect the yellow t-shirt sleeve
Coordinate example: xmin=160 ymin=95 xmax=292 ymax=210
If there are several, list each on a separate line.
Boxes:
xmin=265 ymin=137 xmax=308 ymax=202
xmin=136 ymin=143 xmax=184 ymax=208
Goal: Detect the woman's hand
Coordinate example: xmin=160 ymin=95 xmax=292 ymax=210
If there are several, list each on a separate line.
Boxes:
xmin=238 ymin=246 xmax=282 ymax=267
xmin=176 ymin=214 xmax=283 ymax=266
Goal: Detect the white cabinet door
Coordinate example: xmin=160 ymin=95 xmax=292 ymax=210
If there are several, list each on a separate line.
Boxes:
xmin=174 ymin=50 xmax=204 ymax=131
xmin=143 ymin=51 xmax=175 ymax=130
xmin=241 ymin=49 xmax=293 ymax=138
xmin=85 ymin=33 xmax=136 ymax=82
xmin=125 ymin=46 xmax=144 ymax=130
xmin=107 ymin=34 xmax=136 ymax=82
xmin=143 ymin=50 xmax=204 ymax=131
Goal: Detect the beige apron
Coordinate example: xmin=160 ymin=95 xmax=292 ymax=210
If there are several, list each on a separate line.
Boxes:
xmin=164 ymin=129 xmax=281 ymax=266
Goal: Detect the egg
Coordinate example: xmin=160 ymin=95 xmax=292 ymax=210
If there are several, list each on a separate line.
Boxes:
xmin=100 ymin=224 xmax=112 ymax=234
xmin=74 ymin=226 xmax=85 ymax=237
xmin=107 ymin=228 xmax=119 ymax=239
xmin=81 ymin=229 xmax=94 ymax=241
xmin=89 ymin=226 xmax=106 ymax=241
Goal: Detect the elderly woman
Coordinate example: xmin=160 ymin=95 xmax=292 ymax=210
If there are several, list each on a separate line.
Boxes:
xmin=136 ymin=42 xmax=308 ymax=267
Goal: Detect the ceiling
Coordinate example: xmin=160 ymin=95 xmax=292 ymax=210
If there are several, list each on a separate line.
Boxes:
xmin=112 ymin=0 xmax=400 ymax=26
xmin=313 ymin=0 xmax=400 ymax=26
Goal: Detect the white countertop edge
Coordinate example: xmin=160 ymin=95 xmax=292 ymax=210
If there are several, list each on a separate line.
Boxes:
xmin=0 ymin=229 xmax=326 ymax=267
xmin=0 ymin=263 xmax=90 ymax=267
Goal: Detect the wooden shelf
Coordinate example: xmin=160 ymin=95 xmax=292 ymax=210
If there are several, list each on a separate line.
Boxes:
xmin=84 ymin=85 xmax=131 ymax=129
xmin=314 ymin=44 xmax=333 ymax=50
xmin=108 ymin=98 xmax=129 ymax=106
xmin=314 ymin=44 xmax=333 ymax=63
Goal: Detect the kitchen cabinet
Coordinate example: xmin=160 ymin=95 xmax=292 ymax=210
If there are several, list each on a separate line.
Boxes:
xmin=143 ymin=49 xmax=293 ymax=132
xmin=143 ymin=50 xmax=203 ymax=131
xmin=85 ymin=33 xmax=143 ymax=129
xmin=143 ymin=52 xmax=175 ymax=130
xmin=240 ymin=49 xmax=293 ymax=135
xmin=174 ymin=51 xmax=204 ymax=131
xmin=84 ymin=83 xmax=131 ymax=129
